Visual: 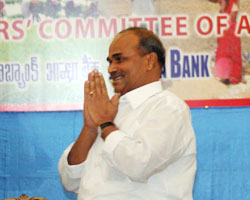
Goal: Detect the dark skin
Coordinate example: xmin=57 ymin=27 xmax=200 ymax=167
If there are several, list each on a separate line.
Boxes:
xmin=67 ymin=31 xmax=162 ymax=165
xmin=67 ymin=71 xmax=120 ymax=165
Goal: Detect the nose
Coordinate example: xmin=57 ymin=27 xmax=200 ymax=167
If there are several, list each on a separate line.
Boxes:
xmin=108 ymin=62 xmax=117 ymax=74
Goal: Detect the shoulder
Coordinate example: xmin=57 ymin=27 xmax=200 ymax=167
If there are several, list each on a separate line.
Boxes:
xmin=158 ymin=89 xmax=189 ymax=113
xmin=141 ymin=88 xmax=191 ymax=123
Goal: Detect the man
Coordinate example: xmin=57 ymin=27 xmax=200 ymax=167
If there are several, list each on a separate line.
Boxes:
xmin=58 ymin=27 xmax=197 ymax=200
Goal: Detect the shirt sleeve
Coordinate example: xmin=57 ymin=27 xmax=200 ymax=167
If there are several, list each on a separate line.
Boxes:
xmin=58 ymin=143 xmax=85 ymax=193
xmin=102 ymin=102 xmax=195 ymax=183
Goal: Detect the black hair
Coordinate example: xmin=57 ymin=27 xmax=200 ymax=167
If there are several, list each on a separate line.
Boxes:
xmin=119 ymin=27 xmax=166 ymax=68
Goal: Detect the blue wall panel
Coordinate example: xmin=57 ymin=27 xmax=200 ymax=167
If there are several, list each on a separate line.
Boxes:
xmin=0 ymin=107 xmax=250 ymax=199
xmin=192 ymin=107 xmax=250 ymax=200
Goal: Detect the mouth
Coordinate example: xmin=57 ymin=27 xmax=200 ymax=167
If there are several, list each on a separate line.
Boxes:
xmin=113 ymin=76 xmax=124 ymax=81
xmin=109 ymin=72 xmax=125 ymax=82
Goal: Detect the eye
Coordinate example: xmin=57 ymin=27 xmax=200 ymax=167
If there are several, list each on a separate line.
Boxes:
xmin=115 ymin=56 xmax=127 ymax=64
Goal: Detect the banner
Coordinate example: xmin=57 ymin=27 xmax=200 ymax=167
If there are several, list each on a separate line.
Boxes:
xmin=0 ymin=0 xmax=250 ymax=111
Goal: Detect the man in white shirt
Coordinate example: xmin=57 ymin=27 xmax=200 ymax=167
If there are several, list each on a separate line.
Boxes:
xmin=58 ymin=27 xmax=197 ymax=200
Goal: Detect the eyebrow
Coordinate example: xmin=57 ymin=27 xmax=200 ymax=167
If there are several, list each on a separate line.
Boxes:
xmin=106 ymin=53 xmax=122 ymax=63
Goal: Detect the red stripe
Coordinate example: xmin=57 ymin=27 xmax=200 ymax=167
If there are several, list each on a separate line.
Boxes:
xmin=0 ymin=99 xmax=250 ymax=112
xmin=0 ymin=103 xmax=83 ymax=112
xmin=185 ymin=98 xmax=250 ymax=108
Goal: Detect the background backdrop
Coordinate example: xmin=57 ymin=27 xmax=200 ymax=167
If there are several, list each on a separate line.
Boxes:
xmin=1 ymin=0 xmax=250 ymax=199
xmin=1 ymin=107 xmax=250 ymax=200
xmin=1 ymin=0 xmax=250 ymax=111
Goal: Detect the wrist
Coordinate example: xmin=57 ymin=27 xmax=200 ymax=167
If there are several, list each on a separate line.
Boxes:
xmin=100 ymin=122 xmax=118 ymax=140
xmin=83 ymin=124 xmax=98 ymax=133
xmin=99 ymin=121 xmax=115 ymax=130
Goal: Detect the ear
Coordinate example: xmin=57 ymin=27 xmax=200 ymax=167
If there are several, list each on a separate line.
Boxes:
xmin=145 ymin=52 xmax=158 ymax=71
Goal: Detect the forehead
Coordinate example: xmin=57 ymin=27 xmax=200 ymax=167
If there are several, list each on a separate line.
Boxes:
xmin=109 ymin=32 xmax=140 ymax=56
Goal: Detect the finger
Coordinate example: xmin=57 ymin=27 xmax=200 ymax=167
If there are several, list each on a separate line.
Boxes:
xmin=95 ymin=71 xmax=102 ymax=95
xmin=100 ymin=73 xmax=108 ymax=96
xmin=89 ymin=71 xmax=96 ymax=96
xmin=88 ymin=71 xmax=93 ymax=81
xmin=111 ymin=93 xmax=121 ymax=107
xmin=84 ymin=80 xmax=91 ymax=101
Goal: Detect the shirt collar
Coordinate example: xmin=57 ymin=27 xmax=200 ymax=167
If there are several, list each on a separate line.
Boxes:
xmin=119 ymin=80 xmax=163 ymax=109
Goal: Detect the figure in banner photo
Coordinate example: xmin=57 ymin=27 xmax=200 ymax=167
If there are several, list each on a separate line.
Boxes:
xmin=131 ymin=0 xmax=155 ymax=16
xmin=209 ymin=0 xmax=242 ymax=84
xmin=0 ymin=0 xmax=4 ymax=17
xmin=58 ymin=27 xmax=197 ymax=200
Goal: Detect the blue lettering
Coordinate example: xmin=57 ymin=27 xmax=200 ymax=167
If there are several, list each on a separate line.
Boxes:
xmin=0 ymin=64 xmax=3 ymax=82
xmin=183 ymin=56 xmax=191 ymax=77
xmin=5 ymin=64 xmax=13 ymax=82
xmin=31 ymin=57 xmax=39 ymax=81
xmin=201 ymin=55 xmax=209 ymax=77
xmin=171 ymin=49 xmax=181 ymax=78
xmin=0 ymin=57 xmax=40 ymax=89
xmin=161 ymin=65 xmax=167 ymax=78
xmin=169 ymin=49 xmax=210 ymax=79
xmin=192 ymin=56 xmax=199 ymax=77
xmin=25 ymin=64 xmax=31 ymax=81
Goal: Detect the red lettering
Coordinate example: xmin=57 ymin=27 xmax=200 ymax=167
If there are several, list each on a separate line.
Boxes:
xmin=12 ymin=20 xmax=24 ymax=40
xmin=176 ymin=16 xmax=188 ymax=36
xmin=217 ymin=15 xmax=228 ymax=36
xmin=196 ymin=16 xmax=213 ymax=36
xmin=55 ymin=19 xmax=71 ymax=39
xmin=236 ymin=15 xmax=250 ymax=35
xmin=129 ymin=17 xmax=142 ymax=27
xmin=121 ymin=18 xmax=127 ymax=31
xmin=98 ymin=18 xmax=117 ymax=38
xmin=39 ymin=19 xmax=53 ymax=39
xmin=0 ymin=20 xmax=9 ymax=40
xmin=144 ymin=17 xmax=158 ymax=32
xmin=76 ymin=18 xmax=94 ymax=38
xmin=161 ymin=17 xmax=172 ymax=36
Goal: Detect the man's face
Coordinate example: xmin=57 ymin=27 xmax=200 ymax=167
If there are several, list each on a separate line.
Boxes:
xmin=107 ymin=32 xmax=148 ymax=95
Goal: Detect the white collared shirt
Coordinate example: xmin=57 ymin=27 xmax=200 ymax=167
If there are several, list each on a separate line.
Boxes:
xmin=59 ymin=80 xmax=197 ymax=200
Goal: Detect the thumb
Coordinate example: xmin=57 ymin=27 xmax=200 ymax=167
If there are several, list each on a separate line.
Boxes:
xmin=111 ymin=93 xmax=121 ymax=107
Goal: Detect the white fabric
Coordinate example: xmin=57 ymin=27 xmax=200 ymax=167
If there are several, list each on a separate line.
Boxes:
xmin=59 ymin=80 xmax=197 ymax=200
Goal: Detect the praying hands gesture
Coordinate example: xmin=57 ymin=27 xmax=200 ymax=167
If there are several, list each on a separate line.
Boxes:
xmin=84 ymin=70 xmax=120 ymax=129
xmin=68 ymin=70 xmax=120 ymax=165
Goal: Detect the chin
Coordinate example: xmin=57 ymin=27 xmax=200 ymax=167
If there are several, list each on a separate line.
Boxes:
xmin=113 ymin=84 xmax=123 ymax=93
xmin=114 ymin=87 xmax=125 ymax=95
